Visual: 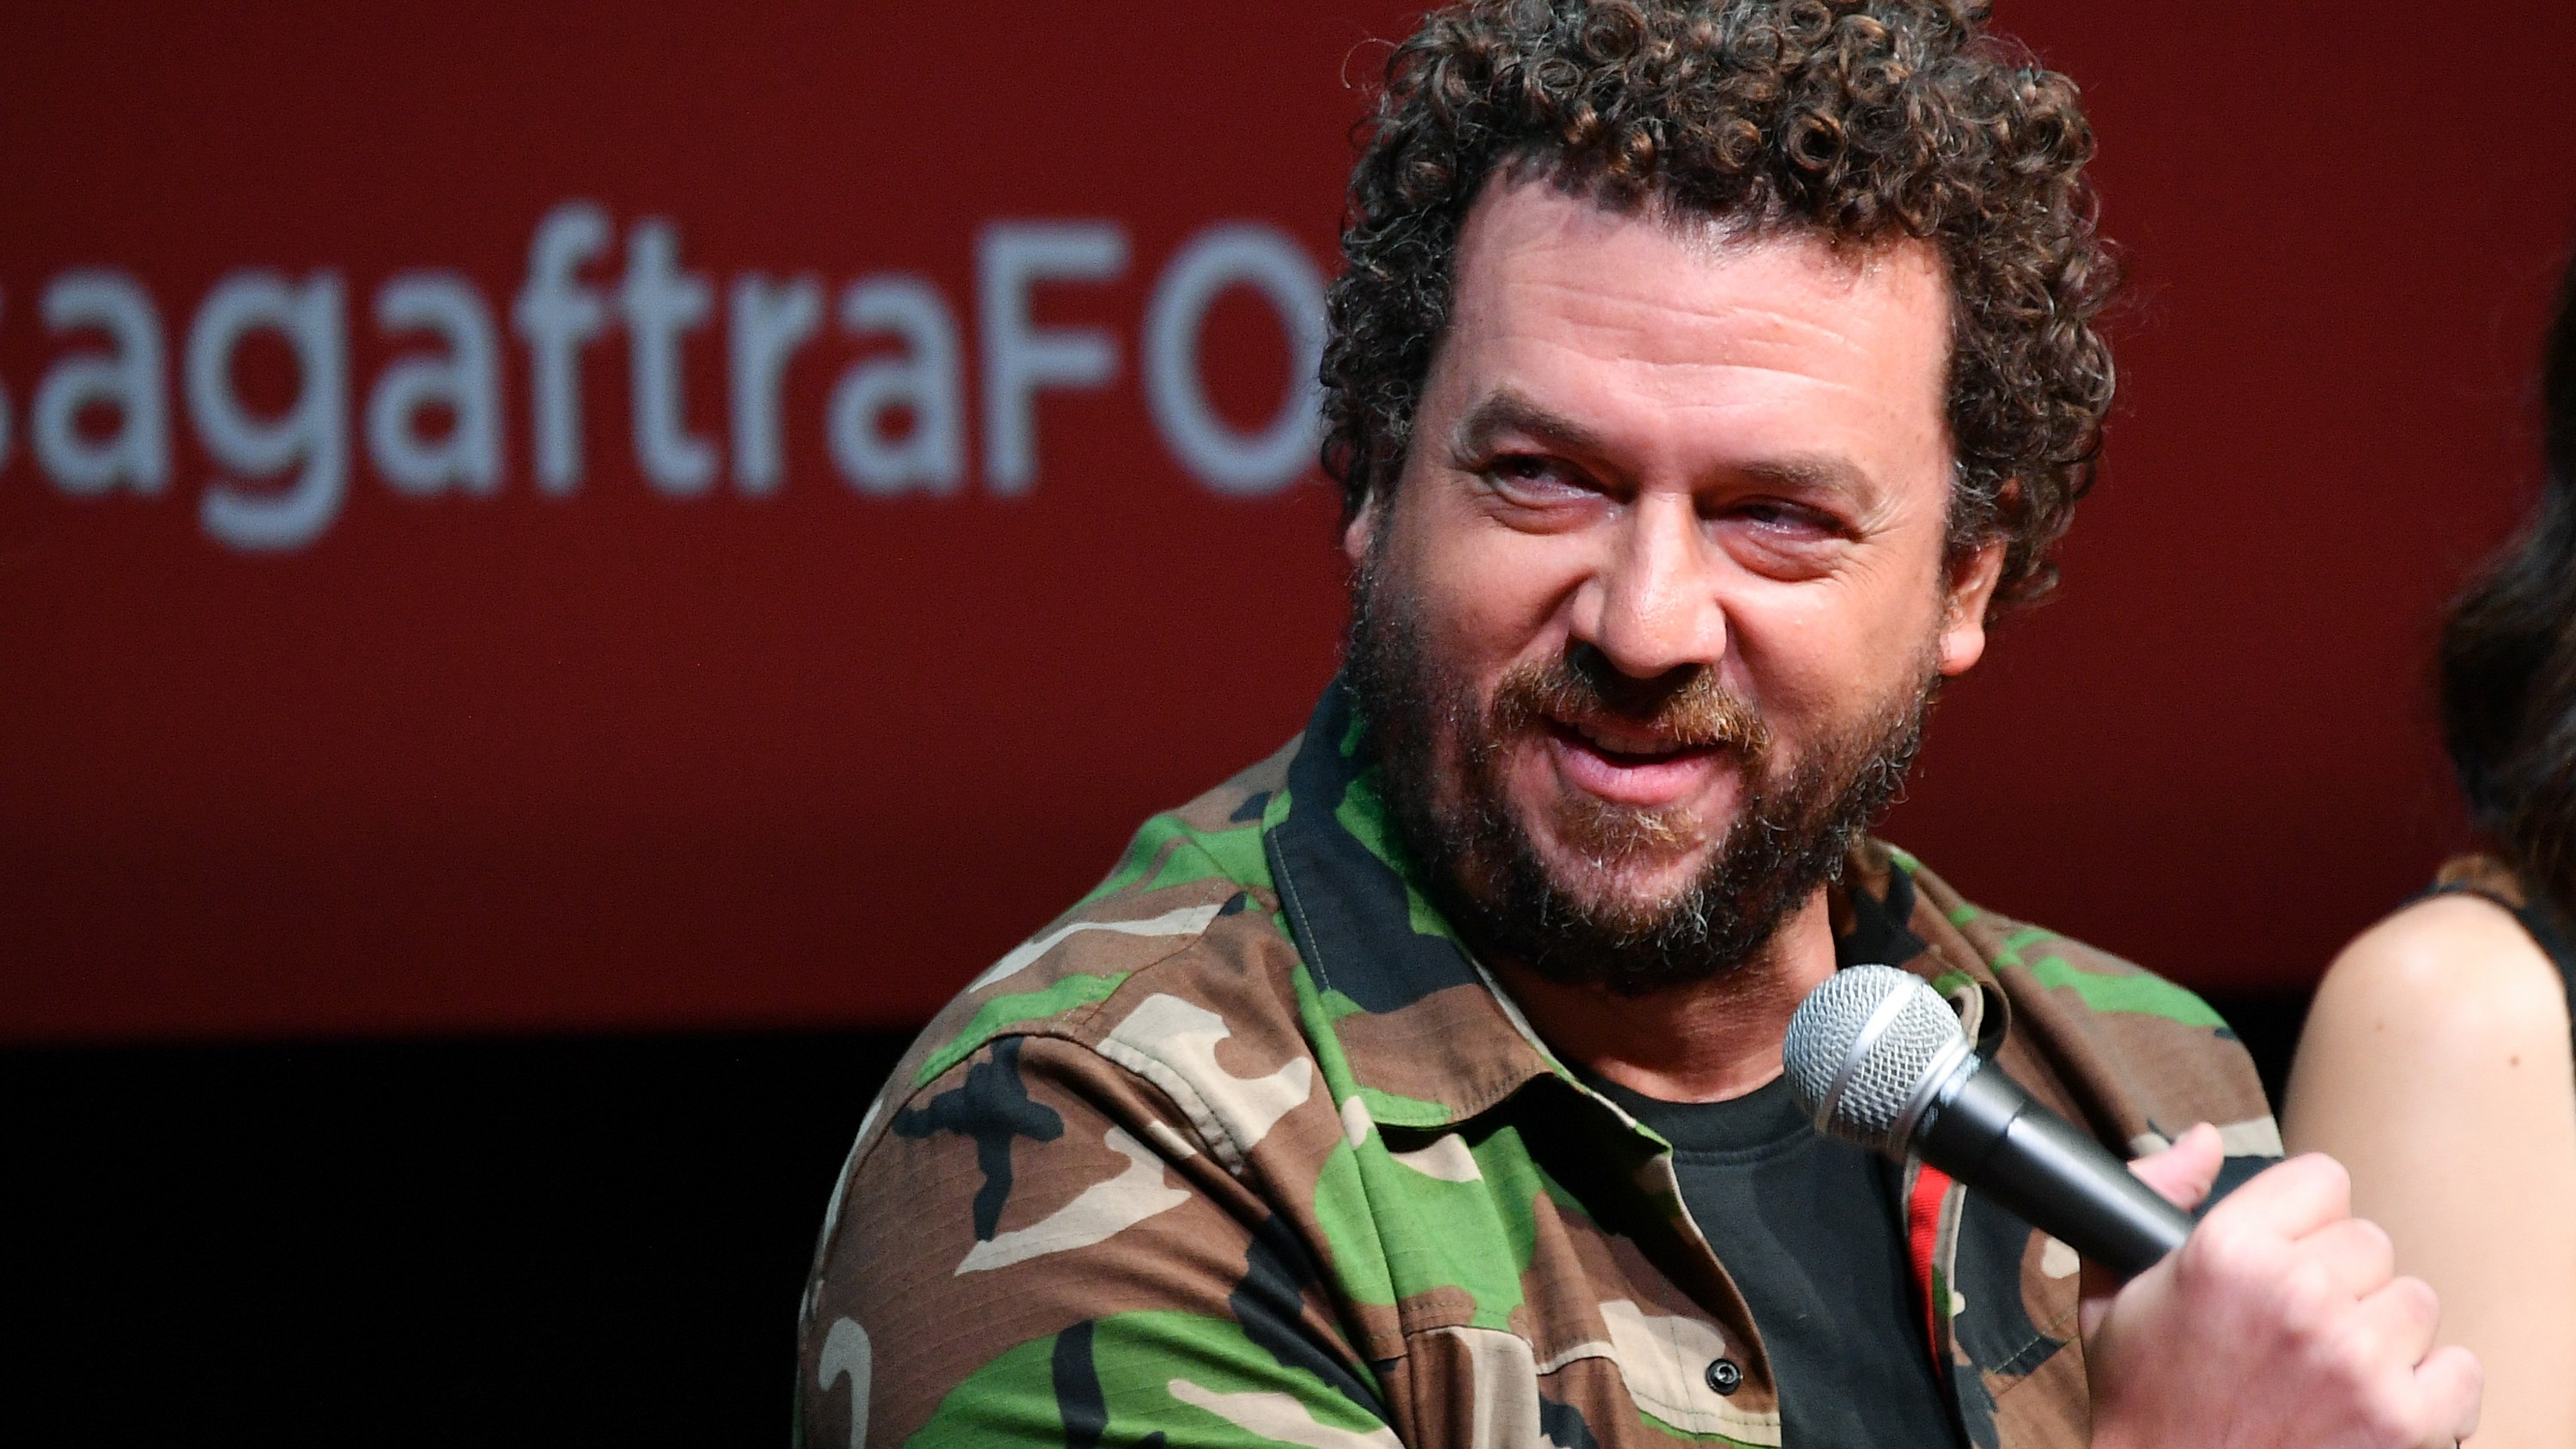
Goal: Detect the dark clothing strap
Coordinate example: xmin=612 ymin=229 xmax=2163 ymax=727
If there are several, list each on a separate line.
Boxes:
xmin=2416 ymin=874 xmax=2576 ymax=1031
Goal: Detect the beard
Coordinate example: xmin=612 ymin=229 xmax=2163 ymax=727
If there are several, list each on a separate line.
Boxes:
xmin=1342 ymin=551 xmax=1940 ymax=996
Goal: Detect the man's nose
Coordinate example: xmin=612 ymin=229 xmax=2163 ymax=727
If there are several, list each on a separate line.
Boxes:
xmin=1575 ymin=492 xmax=1726 ymax=678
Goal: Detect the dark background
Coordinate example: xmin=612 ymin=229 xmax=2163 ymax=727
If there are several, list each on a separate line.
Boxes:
xmin=5 ymin=1013 xmax=2315 ymax=1445
xmin=6 ymin=2 xmax=2574 ymax=1442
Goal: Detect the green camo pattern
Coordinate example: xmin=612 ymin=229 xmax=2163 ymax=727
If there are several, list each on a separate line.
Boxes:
xmin=797 ymin=687 xmax=2280 ymax=1449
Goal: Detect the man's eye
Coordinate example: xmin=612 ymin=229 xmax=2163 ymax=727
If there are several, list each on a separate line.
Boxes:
xmin=1717 ymin=497 xmax=1854 ymax=578
xmin=1485 ymin=455 xmax=1589 ymax=495
xmin=1732 ymin=499 xmax=1830 ymax=533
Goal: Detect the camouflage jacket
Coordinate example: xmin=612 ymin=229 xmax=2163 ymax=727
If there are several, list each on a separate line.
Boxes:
xmin=797 ymin=681 xmax=2281 ymax=1449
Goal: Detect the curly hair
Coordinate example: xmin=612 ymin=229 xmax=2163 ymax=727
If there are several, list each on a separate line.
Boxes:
xmin=1321 ymin=0 xmax=2117 ymax=611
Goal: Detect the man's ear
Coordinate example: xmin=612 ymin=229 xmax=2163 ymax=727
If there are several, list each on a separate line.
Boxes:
xmin=1936 ymin=536 xmax=2008 ymax=678
xmin=1342 ymin=491 xmax=1381 ymax=568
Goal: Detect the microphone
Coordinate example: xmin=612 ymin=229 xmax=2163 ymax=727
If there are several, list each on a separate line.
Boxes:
xmin=1781 ymin=964 xmax=2191 ymax=1280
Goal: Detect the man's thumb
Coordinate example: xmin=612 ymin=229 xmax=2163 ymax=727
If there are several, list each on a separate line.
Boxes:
xmin=2078 ymin=1122 xmax=2221 ymax=1335
xmin=2129 ymin=1121 xmax=2224 ymax=1213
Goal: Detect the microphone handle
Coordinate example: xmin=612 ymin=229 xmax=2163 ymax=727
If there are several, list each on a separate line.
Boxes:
xmin=1916 ymin=1064 xmax=2192 ymax=1281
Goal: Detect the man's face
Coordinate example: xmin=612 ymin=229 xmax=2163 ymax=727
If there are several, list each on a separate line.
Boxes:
xmin=1345 ymin=177 xmax=2004 ymax=990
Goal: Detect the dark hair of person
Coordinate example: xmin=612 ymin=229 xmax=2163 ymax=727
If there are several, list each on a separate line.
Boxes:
xmin=1320 ymin=0 xmax=2119 ymax=612
xmin=2439 ymin=257 xmax=2576 ymax=918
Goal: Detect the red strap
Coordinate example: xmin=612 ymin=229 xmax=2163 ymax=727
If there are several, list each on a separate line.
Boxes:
xmin=1906 ymin=1163 xmax=1953 ymax=1356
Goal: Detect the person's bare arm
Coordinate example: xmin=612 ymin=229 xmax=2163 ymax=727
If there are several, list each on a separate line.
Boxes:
xmin=2284 ymin=894 xmax=2576 ymax=1449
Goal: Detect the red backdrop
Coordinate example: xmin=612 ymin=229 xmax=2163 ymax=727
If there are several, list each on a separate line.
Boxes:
xmin=4 ymin=3 xmax=2573 ymax=1041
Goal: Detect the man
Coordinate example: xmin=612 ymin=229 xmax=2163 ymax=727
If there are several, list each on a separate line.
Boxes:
xmin=799 ymin=3 xmax=2481 ymax=1446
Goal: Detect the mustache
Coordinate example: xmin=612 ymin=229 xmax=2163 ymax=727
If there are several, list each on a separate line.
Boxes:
xmin=1486 ymin=649 xmax=1772 ymax=761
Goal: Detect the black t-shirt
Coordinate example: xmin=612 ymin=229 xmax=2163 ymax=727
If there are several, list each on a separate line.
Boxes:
xmin=1589 ymin=1073 xmax=1966 ymax=1449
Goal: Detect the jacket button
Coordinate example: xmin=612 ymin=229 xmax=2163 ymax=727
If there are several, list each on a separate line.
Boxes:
xmin=1705 ymin=1358 xmax=1742 ymax=1395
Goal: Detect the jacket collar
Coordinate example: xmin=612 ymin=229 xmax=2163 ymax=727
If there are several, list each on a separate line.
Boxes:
xmin=1263 ymin=678 xmax=2008 ymax=1128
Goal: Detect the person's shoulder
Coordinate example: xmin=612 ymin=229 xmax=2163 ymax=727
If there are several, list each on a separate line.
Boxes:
xmin=2312 ymin=892 xmax=2572 ymax=1060
xmin=1887 ymin=842 xmax=2275 ymax=1150
xmin=872 ymin=734 xmax=1315 ymax=1142
xmin=1892 ymin=843 xmax=2234 ymax=1036
xmin=2287 ymin=888 xmax=2576 ymax=1203
xmin=799 ymin=740 xmax=1356 ymax=1449
xmin=1066 ymin=732 xmax=1301 ymax=917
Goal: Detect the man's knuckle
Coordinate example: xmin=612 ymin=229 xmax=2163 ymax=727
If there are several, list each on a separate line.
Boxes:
xmin=2354 ymin=1387 xmax=2420 ymax=1446
xmin=2287 ymin=1150 xmax=2350 ymax=1187
xmin=2278 ymin=1258 xmax=2344 ymax=1331
xmin=2390 ymin=1275 xmax=2440 ymax=1330
xmin=2178 ymin=1219 xmax=2259 ymax=1286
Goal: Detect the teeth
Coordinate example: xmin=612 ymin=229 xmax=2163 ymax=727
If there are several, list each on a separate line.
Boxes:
xmin=1574 ymin=720 xmax=1685 ymax=757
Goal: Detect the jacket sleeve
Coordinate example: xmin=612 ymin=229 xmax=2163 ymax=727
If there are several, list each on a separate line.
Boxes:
xmin=796 ymin=1032 xmax=1394 ymax=1449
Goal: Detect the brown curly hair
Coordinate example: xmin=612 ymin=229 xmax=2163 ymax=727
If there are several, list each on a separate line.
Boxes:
xmin=1321 ymin=0 xmax=2117 ymax=612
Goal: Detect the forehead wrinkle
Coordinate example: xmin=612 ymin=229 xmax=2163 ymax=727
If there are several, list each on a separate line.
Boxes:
xmin=1459 ymin=174 xmax=1949 ymax=317
xmin=1499 ymin=270 xmax=1911 ymax=379
xmin=1504 ymin=334 xmax=1916 ymax=435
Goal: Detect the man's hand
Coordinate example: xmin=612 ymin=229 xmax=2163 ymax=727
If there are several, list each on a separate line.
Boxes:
xmin=2080 ymin=1123 xmax=2482 ymax=1448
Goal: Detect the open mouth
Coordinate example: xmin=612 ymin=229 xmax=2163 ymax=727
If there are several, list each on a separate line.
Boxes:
xmin=1532 ymin=713 xmax=1739 ymax=812
xmin=1542 ymin=715 xmax=1722 ymax=767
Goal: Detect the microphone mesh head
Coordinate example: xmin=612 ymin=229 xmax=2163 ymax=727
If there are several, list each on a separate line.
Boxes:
xmin=1782 ymin=964 xmax=1969 ymax=1151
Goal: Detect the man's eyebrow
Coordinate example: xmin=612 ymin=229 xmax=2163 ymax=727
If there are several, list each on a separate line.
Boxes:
xmin=1735 ymin=454 xmax=1874 ymax=496
xmin=1449 ymin=389 xmax=1609 ymax=460
xmin=1447 ymin=392 xmax=1879 ymax=497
